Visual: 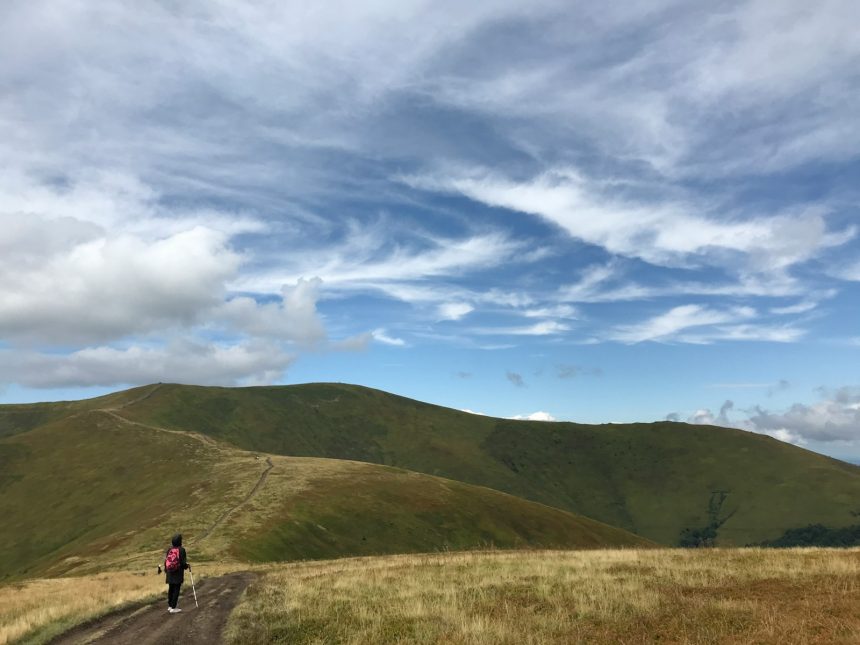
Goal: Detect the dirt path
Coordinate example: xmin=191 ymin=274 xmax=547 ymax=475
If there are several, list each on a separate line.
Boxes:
xmin=199 ymin=457 xmax=274 ymax=542
xmin=48 ymin=572 xmax=255 ymax=645
xmin=110 ymin=383 xmax=163 ymax=410
xmin=97 ymin=407 xmax=276 ymax=543
xmin=98 ymin=409 xmax=222 ymax=449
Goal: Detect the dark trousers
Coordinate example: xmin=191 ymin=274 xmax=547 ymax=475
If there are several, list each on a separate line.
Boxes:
xmin=167 ymin=583 xmax=182 ymax=608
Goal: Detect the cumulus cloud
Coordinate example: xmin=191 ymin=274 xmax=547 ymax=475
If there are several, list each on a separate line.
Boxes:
xmin=220 ymin=278 xmax=325 ymax=344
xmin=683 ymin=387 xmax=860 ymax=445
xmin=461 ymin=408 xmax=487 ymax=416
xmin=0 ymin=223 xmax=240 ymax=344
xmin=686 ymin=400 xmax=736 ymax=428
xmin=744 ymin=388 xmax=860 ymax=443
xmin=509 ymin=411 xmax=557 ymax=421
xmin=0 ymin=340 xmax=293 ymax=389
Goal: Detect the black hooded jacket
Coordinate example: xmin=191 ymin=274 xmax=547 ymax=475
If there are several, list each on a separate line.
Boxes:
xmin=165 ymin=533 xmax=189 ymax=585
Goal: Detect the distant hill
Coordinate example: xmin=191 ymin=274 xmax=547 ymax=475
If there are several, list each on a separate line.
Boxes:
xmin=0 ymin=396 xmax=648 ymax=579
xmin=97 ymin=382 xmax=860 ymax=547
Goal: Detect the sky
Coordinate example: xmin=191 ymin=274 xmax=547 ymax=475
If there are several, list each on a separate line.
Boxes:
xmin=1 ymin=1 xmax=858 ymax=460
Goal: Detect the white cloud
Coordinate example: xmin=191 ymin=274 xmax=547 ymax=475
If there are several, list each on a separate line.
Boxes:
xmin=411 ymin=169 xmax=853 ymax=273
xmin=770 ymin=301 xmax=820 ymax=315
xmin=0 ymin=340 xmax=293 ymax=389
xmin=509 ymin=411 xmax=556 ymax=421
xmin=609 ymin=304 xmax=756 ymax=344
xmin=684 ymin=387 xmax=860 ymax=444
xmin=474 ymin=321 xmax=571 ymax=336
xmin=234 ymin=229 xmax=526 ymax=295
xmin=461 ymin=408 xmax=487 ymax=416
xmin=682 ymin=0 xmax=860 ymax=174
xmin=0 ymin=223 xmax=239 ymax=344
xmin=743 ymin=387 xmax=860 ymax=443
xmin=220 ymin=278 xmax=325 ymax=344
xmin=830 ymin=259 xmax=860 ymax=282
xmin=372 ymin=328 xmax=406 ymax=347
xmin=0 ymin=0 xmax=857 ymax=394
xmin=559 ymin=262 xmax=811 ymax=304
xmin=522 ymin=305 xmax=577 ymax=319
xmin=765 ymin=428 xmax=808 ymax=446
xmin=437 ymin=302 xmax=474 ymax=321
xmin=679 ymin=324 xmax=805 ymax=344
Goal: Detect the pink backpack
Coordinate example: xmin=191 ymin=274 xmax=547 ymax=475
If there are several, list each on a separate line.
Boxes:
xmin=165 ymin=547 xmax=181 ymax=572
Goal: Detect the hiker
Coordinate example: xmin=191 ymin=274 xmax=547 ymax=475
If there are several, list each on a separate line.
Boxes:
xmin=164 ymin=533 xmax=191 ymax=614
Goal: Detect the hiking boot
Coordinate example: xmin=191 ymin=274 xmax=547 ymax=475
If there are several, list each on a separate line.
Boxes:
xmin=173 ymin=608 xmax=182 ymax=613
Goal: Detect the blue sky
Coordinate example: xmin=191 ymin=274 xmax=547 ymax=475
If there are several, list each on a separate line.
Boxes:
xmin=1 ymin=1 xmax=858 ymax=459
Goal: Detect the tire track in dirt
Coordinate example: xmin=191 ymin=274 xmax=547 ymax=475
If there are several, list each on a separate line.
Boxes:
xmin=48 ymin=572 xmax=255 ymax=645
xmin=199 ymin=457 xmax=274 ymax=541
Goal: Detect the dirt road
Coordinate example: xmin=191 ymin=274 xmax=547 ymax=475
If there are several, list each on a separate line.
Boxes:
xmin=49 ymin=572 xmax=255 ymax=645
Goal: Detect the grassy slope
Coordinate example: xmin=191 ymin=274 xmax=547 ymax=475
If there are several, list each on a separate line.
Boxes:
xmin=226 ymin=548 xmax=860 ymax=645
xmin=0 ymin=407 xmax=646 ymax=579
xmin=112 ymin=383 xmax=860 ymax=546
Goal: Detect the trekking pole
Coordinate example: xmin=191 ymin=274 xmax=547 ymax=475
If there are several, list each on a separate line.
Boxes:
xmin=189 ymin=569 xmax=199 ymax=608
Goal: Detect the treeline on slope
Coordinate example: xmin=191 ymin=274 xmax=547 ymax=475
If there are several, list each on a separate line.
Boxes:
xmin=758 ymin=523 xmax=860 ymax=547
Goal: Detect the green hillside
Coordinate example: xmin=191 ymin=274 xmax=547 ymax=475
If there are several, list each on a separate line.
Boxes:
xmin=0 ymin=404 xmax=647 ymax=579
xmin=106 ymin=382 xmax=860 ymax=546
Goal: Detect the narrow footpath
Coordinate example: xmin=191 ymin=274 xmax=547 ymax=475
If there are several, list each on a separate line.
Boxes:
xmin=48 ymin=572 xmax=255 ymax=645
xmin=199 ymin=457 xmax=274 ymax=541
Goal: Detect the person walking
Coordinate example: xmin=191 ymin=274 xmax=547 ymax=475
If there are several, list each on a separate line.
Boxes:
xmin=164 ymin=533 xmax=191 ymax=614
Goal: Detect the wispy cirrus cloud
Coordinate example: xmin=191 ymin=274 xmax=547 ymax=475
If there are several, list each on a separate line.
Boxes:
xmin=409 ymin=169 xmax=853 ymax=273
xmin=372 ymin=328 xmax=407 ymax=347
xmin=1 ymin=0 xmax=858 ymax=401
xmin=608 ymin=304 xmax=756 ymax=344
xmin=474 ymin=321 xmax=572 ymax=337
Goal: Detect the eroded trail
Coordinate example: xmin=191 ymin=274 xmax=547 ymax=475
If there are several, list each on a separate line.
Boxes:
xmin=49 ymin=572 xmax=255 ymax=645
xmin=97 ymin=409 xmax=222 ymax=449
xmin=199 ymin=457 xmax=274 ymax=541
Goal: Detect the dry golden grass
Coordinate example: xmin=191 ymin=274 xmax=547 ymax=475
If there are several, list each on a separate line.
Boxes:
xmin=226 ymin=548 xmax=860 ymax=644
xmin=0 ymin=563 xmax=252 ymax=645
xmin=0 ymin=572 xmax=158 ymax=645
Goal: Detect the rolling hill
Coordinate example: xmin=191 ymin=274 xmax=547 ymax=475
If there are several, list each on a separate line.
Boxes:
xmin=0 ymin=395 xmax=649 ymax=580
xmin=3 ymin=380 xmax=859 ymax=580
xmin=105 ymin=382 xmax=860 ymax=546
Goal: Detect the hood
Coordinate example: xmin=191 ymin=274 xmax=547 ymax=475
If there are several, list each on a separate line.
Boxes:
xmin=171 ymin=533 xmax=182 ymax=547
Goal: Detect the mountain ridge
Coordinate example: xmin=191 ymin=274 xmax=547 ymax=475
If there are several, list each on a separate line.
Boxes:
xmin=0 ymin=391 xmax=651 ymax=579
xmin=5 ymin=381 xmax=858 ymax=551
